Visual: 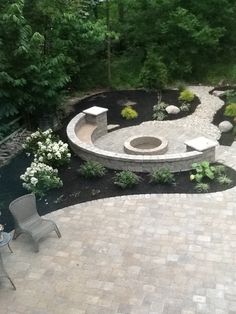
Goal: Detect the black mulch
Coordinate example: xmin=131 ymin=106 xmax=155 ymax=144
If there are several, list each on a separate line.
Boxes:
xmin=63 ymin=89 xmax=199 ymax=131
xmin=1 ymin=89 xmax=235 ymax=232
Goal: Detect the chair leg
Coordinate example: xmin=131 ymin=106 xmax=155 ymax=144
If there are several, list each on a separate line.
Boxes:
xmin=54 ymin=226 xmax=61 ymax=238
xmin=7 ymin=276 xmax=16 ymax=290
xmin=13 ymin=229 xmax=20 ymax=240
xmin=32 ymin=239 xmax=39 ymax=253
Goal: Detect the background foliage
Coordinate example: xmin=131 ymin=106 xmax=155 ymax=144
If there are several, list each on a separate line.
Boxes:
xmin=1 ymin=0 xmax=236 ymax=127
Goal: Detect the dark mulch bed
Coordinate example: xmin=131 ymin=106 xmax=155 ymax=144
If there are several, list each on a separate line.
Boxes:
xmin=0 ymin=88 xmax=233 ymax=233
xmin=60 ymin=89 xmax=200 ymax=139
xmin=1 ymin=151 xmax=236 ymax=233
xmin=211 ymin=86 xmax=236 ymax=146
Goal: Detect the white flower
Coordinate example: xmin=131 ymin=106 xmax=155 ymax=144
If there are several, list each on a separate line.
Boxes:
xmin=47 ymin=153 xmax=53 ymax=160
xmin=55 ymin=152 xmax=61 ymax=159
xmin=38 ymin=156 xmax=44 ymax=162
xmin=67 ymin=153 xmax=71 ymax=158
xmin=30 ymin=177 xmax=38 ymax=186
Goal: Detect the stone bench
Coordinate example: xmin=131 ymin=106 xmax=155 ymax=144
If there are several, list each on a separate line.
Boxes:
xmin=67 ymin=106 xmax=218 ymax=173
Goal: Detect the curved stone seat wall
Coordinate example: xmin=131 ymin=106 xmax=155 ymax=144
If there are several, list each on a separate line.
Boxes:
xmin=67 ymin=112 xmax=216 ymax=173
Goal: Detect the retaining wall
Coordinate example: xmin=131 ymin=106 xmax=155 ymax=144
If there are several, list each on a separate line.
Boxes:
xmin=67 ymin=112 xmax=216 ymax=173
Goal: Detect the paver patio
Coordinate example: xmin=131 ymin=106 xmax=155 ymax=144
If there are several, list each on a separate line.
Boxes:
xmin=1 ymin=87 xmax=236 ymax=314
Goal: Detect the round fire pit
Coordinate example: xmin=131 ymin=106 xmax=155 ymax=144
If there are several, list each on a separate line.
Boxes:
xmin=124 ymin=135 xmax=168 ymax=155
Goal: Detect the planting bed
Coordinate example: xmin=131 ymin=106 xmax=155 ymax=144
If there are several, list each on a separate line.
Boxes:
xmin=0 ymin=89 xmax=235 ymax=233
xmin=1 ymin=151 xmax=236 ymax=233
xmin=212 ymin=86 xmax=236 ymax=145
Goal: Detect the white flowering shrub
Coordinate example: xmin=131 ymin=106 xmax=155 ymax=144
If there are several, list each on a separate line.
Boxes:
xmin=23 ymin=129 xmax=56 ymax=153
xmin=20 ymin=162 xmax=63 ymax=196
xmin=23 ymin=129 xmax=71 ymax=167
xmin=35 ymin=140 xmax=71 ymax=167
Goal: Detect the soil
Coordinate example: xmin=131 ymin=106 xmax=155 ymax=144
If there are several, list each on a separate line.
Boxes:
xmin=211 ymin=86 xmax=236 ymax=146
xmin=1 ymin=89 xmax=235 ymax=233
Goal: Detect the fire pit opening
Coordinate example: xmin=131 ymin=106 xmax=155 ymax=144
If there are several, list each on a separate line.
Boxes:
xmin=124 ymin=135 xmax=168 ymax=155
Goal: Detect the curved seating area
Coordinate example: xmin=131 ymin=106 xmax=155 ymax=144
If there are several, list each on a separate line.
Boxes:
xmin=67 ymin=106 xmax=217 ymax=173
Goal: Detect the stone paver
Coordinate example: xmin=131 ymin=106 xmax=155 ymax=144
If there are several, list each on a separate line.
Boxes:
xmin=1 ymin=86 xmax=236 ymax=314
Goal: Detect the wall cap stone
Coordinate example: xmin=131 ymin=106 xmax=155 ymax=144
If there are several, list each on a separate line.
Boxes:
xmin=185 ymin=136 xmax=218 ymax=151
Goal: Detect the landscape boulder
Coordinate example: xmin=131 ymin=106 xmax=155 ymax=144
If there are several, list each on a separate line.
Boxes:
xmin=166 ymin=105 xmax=180 ymax=114
xmin=219 ymin=121 xmax=233 ymax=133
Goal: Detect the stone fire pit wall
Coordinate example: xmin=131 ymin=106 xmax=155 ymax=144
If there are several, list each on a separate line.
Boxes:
xmin=67 ymin=106 xmax=217 ymax=173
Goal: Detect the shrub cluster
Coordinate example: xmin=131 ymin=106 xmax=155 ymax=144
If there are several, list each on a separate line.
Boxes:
xmin=150 ymin=168 xmax=175 ymax=184
xmin=121 ymin=106 xmax=138 ymax=120
xmin=152 ymin=102 xmax=168 ymax=121
xmin=20 ymin=162 xmax=62 ymax=197
xmin=78 ymin=161 xmax=107 ymax=178
xmin=178 ymin=89 xmax=195 ymax=102
xmin=224 ymin=103 xmax=236 ymax=121
xmin=23 ymin=129 xmax=71 ymax=166
xmin=190 ymin=161 xmax=232 ymax=192
xmin=114 ymin=170 xmax=140 ymax=189
xmin=21 ymin=129 xmax=71 ymax=196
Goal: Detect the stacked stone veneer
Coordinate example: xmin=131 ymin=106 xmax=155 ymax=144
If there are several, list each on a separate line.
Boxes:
xmin=67 ymin=106 xmax=217 ymax=173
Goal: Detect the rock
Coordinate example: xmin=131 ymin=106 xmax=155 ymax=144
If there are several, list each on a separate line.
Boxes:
xmin=219 ymin=121 xmax=233 ymax=133
xmin=166 ymin=105 xmax=180 ymax=114
xmin=213 ymin=90 xmax=225 ymax=97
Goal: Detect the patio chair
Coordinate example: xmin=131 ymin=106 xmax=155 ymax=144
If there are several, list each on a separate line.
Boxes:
xmin=0 ymin=253 xmax=16 ymax=290
xmin=9 ymin=194 xmax=61 ymax=253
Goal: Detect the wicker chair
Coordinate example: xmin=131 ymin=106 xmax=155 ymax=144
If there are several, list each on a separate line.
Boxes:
xmin=0 ymin=253 xmax=16 ymax=290
xmin=9 ymin=194 xmax=61 ymax=252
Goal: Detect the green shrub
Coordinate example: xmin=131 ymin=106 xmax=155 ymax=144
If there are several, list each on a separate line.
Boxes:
xmin=139 ymin=50 xmax=168 ymax=90
xmin=217 ymin=175 xmax=232 ymax=186
xmin=20 ymin=162 xmax=62 ymax=196
xmin=153 ymin=111 xmax=167 ymax=121
xmin=180 ymin=103 xmax=191 ymax=112
xmin=152 ymin=102 xmax=168 ymax=120
xmin=194 ymin=183 xmax=210 ymax=193
xmin=214 ymin=165 xmax=226 ymax=176
xmin=190 ymin=161 xmax=216 ymax=183
xmin=114 ymin=170 xmax=140 ymax=189
xmin=23 ymin=128 xmax=71 ymax=167
xmin=179 ymin=89 xmax=195 ymax=102
xmin=150 ymin=168 xmax=175 ymax=184
xmin=78 ymin=161 xmax=107 ymax=178
xmin=225 ymin=90 xmax=236 ymax=103
xmin=224 ymin=103 xmax=236 ymax=120
xmin=121 ymin=106 xmax=138 ymax=120
xmin=23 ymin=129 xmax=56 ymax=153
xmin=156 ymin=102 xmax=168 ymax=111
xmin=176 ymin=81 xmax=186 ymax=92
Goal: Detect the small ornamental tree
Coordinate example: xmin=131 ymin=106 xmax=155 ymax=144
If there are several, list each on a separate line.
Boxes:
xmin=140 ymin=50 xmax=168 ymax=90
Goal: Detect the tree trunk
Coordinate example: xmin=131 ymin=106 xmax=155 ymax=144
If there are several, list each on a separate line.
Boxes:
xmin=106 ymin=0 xmax=111 ymax=87
xmin=118 ymin=1 xmax=124 ymax=23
